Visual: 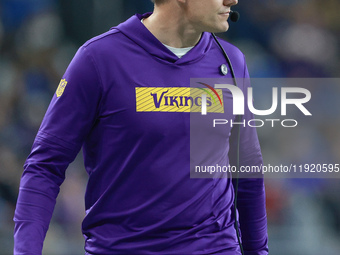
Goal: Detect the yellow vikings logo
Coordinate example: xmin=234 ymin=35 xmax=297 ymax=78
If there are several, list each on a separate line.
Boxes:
xmin=135 ymin=87 xmax=224 ymax=113
xmin=56 ymin=79 xmax=68 ymax=97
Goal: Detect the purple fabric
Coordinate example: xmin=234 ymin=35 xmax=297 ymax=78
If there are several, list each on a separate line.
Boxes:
xmin=14 ymin=13 xmax=268 ymax=254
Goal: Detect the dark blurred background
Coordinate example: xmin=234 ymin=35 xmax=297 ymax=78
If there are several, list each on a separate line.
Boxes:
xmin=0 ymin=0 xmax=339 ymax=254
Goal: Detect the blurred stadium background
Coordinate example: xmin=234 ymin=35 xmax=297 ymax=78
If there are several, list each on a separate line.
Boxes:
xmin=0 ymin=0 xmax=339 ymax=254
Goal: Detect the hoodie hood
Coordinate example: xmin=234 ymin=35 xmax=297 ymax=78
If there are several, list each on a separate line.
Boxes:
xmin=113 ymin=13 xmax=213 ymax=65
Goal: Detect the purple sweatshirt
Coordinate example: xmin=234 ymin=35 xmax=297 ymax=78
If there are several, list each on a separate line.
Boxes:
xmin=14 ymin=13 xmax=268 ymax=255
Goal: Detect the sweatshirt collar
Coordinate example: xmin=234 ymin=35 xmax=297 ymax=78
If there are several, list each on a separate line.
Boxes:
xmin=114 ymin=13 xmax=213 ymax=65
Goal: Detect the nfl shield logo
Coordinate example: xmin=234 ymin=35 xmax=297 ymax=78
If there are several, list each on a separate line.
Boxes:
xmin=56 ymin=79 xmax=68 ymax=97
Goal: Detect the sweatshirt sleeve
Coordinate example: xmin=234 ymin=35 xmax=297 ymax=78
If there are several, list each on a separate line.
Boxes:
xmin=13 ymin=45 xmax=102 ymax=255
xmin=229 ymin=57 xmax=269 ymax=255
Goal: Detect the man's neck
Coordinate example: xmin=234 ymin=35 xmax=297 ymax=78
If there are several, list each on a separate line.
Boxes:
xmin=143 ymin=5 xmax=202 ymax=48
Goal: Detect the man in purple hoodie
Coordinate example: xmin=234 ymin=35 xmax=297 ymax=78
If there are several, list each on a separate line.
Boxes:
xmin=14 ymin=0 xmax=268 ymax=254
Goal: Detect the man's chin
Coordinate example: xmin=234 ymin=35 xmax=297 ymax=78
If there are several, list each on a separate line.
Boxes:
xmin=210 ymin=25 xmax=229 ymax=34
